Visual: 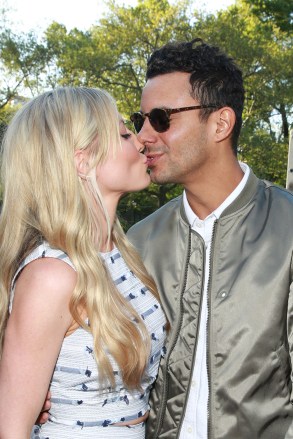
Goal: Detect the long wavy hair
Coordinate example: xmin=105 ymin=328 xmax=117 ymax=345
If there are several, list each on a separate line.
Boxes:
xmin=0 ymin=87 xmax=159 ymax=389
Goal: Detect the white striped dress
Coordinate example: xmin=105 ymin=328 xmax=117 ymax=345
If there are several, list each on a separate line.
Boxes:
xmin=10 ymin=242 xmax=167 ymax=439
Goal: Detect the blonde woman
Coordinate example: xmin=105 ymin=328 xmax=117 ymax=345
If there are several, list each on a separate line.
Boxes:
xmin=0 ymin=87 xmax=167 ymax=439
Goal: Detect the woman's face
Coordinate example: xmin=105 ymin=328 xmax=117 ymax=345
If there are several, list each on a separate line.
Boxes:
xmin=95 ymin=119 xmax=150 ymax=198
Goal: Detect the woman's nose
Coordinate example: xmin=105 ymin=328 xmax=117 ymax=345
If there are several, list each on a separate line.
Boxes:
xmin=133 ymin=135 xmax=145 ymax=153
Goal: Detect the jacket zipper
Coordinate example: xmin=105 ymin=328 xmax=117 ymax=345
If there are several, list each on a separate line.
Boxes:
xmin=176 ymin=230 xmax=206 ymax=438
xmin=154 ymin=226 xmax=193 ymax=438
xmin=207 ymin=220 xmax=218 ymax=439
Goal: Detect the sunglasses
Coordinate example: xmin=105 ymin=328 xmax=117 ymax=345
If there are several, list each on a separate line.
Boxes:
xmin=130 ymin=105 xmax=217 ymax=133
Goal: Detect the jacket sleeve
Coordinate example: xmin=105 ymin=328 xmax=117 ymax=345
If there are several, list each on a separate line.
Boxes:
xmin=285 ymin=252 xmax=293 ymax=439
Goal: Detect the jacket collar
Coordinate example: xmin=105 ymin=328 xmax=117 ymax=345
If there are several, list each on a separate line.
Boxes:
xmin=179 ymin=170 xmax=259 ymax=223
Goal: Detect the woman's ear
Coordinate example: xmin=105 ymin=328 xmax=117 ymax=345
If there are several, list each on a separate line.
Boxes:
xmin=74 ymin=149 xmax=89 ymax=178
xmin=215 ymin=107 xmax=236 ymax=142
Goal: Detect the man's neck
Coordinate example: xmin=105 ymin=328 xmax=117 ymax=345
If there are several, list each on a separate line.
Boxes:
xmin=184 ymin=160 xmax=244 ymax=220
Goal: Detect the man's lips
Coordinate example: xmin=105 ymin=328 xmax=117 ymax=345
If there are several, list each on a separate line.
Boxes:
xmin=146 ymin=153 xmax=164 ymax=167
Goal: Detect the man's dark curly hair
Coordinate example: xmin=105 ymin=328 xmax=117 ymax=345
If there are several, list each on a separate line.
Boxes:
xmin=146 ymin=38 xmax=245 ymax=154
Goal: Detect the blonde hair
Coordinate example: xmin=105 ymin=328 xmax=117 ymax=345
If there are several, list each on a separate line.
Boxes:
xmin=0 ymin=87 xmax=159 ymax=389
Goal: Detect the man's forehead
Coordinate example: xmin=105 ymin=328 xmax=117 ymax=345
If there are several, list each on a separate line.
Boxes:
xmin=144 ymin=72 xmax=190 ymax=89
xmin=141 ymin=73 xmax=194 ymax=110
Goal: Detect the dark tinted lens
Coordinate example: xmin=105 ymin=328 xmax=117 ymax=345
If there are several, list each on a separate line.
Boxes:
xmin=149 ymin=108 xmax=170 ymax=133
xmin=130 ymin=113 xmax=145 ymax=133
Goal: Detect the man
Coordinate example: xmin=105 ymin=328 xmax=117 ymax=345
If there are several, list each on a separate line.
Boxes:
xmin=127 ymin=38 xmax=293 ymax=438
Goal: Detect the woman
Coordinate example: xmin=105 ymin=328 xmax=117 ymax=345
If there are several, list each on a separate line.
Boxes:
xmin=0 ymin=87 xmax=166 ymax=438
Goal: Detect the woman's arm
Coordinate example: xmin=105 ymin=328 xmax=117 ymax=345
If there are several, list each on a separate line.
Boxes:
xmin=0 ymin=257 xmax=76 ymax=439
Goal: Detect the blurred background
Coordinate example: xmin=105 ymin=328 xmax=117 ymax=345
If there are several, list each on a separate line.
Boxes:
xmin=0 ymin=0 xmax=292 ymax=227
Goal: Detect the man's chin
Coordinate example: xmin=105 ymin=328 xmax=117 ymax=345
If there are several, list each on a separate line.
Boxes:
xmin=149 ymin=170 xmax=172 ymax=185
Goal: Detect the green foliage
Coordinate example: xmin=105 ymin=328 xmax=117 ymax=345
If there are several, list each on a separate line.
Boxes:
xmin=239 ymin=127 xmax=288 ymax=186
xmin=41 ymin=0 xmax=195 ymax=114
xmin=241 ymin=0 xmax=293 ymax=32
xmin=0 ymin=0 xmax=292 ymax=217
xmin=118 ymin=182 xmax=183 ymax=229
xmin=193 ymin=1 xmax=292 ymax=185
xmin=0 ymin=102 xmax=18 ymax=139
xmin=40 ymin=0 xmax=194 ymax=223
xmin=0 ymin=29 xmax=51 ymax=101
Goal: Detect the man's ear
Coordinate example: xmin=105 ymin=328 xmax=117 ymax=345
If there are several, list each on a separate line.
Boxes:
xmin=74 ymin=149 xmax=89 ymax=178
xmin=215 ymin=107 xmax=236 ymax=142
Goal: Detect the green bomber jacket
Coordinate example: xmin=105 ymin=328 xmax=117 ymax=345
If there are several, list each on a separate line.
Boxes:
xmin=127 ymin=170 xmax=293 ymax=439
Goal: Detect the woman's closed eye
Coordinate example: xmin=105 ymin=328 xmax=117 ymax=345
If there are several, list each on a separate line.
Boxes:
xmin=121 ymin=133 xmax=132 ymax=139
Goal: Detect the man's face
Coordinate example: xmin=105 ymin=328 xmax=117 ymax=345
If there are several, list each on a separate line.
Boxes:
xmin=137 ymin=72 xmax=214 ymax=186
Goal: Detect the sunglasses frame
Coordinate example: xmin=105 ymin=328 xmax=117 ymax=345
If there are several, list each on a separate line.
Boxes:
xmin=130 ymin=104 xmax=218 ymax=133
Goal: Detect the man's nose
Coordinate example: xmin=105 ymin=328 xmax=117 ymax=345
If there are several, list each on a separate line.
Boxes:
xmin=137 ymin=117 xmax=158 ymax=145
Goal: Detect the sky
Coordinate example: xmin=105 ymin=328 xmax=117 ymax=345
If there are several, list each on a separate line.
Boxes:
xmin=2 ymin=0 xmax=235 ymax=33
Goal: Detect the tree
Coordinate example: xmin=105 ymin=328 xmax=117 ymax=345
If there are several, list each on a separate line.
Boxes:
xmin=0 ymin=29 xmax=50 ymax=103
xmin=0 ymin=7 xmax=47 ymax=185
xmin=242 ymin=0 xmax=293 ymax=32
xmin=193 ymin=1 xmax=292 ymax=185
xmin=0 ymin=6 xmax=52 ymax=147
xmin=43 ymin=0 xmax=194 ymax=221
xmin=118 ymin=183 xmax=182 ymax=230
xmin=43 ymin=0 xmax=194 ymax=111
xmin=0 ymin=0 xmax=291 ymax=213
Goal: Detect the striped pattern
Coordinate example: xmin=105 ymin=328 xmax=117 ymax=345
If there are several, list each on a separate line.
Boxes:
xmin=10 ymin=242 xmax=166 ymax=439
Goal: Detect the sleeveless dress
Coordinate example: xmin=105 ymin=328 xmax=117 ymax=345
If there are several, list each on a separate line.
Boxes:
xmin=10 ymin=242 xmax=167 ymax=439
